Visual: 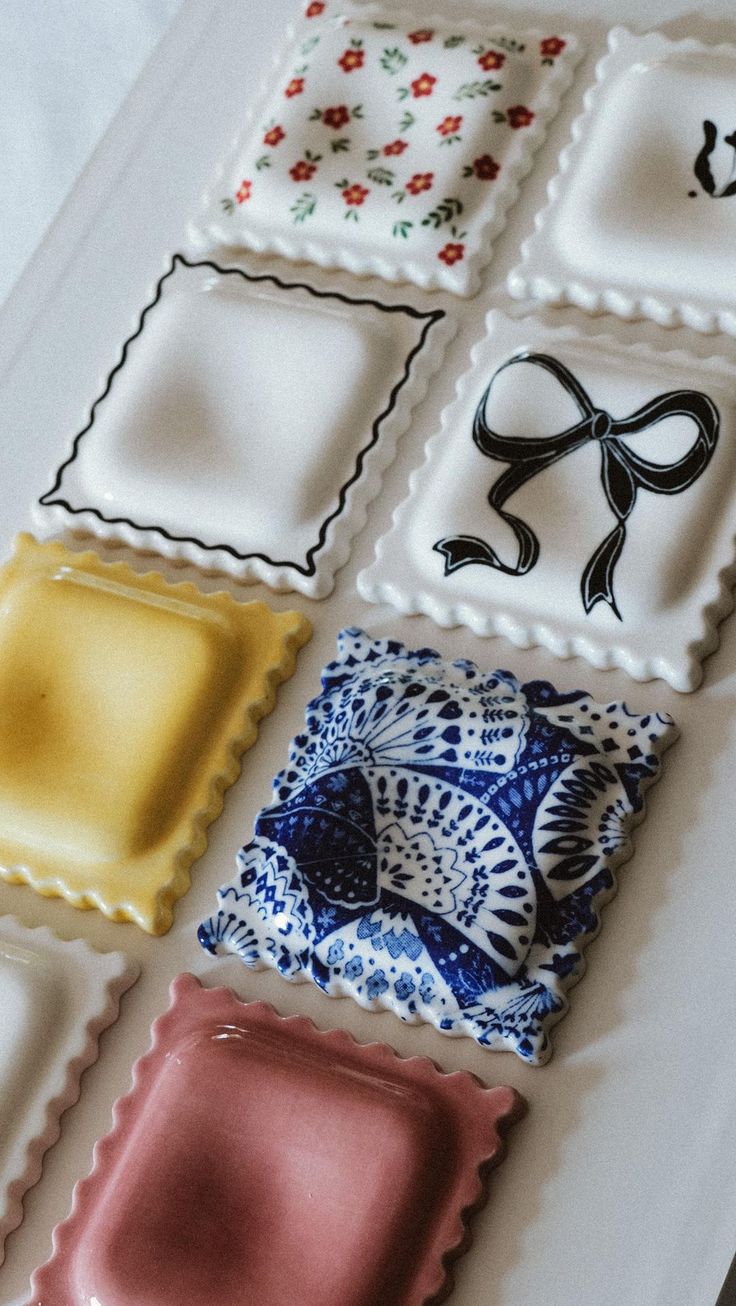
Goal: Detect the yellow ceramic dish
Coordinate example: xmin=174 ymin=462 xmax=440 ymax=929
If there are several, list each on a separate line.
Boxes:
xmin=0 ymin=535 xmax=311 ymax=933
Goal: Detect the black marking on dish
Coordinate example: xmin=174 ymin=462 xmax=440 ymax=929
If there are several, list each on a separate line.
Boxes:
xmin=39 ymin=253 xmax=446 ymax=578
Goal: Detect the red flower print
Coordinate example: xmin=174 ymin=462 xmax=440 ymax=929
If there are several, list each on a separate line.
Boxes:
xmin=477 ymin=49 xmax=505 ymax=71
xmin=383 ymin=139 xmax=409 ymax=156
xmin=263 ymin=125 xmax=285 ymax=147
xmin=236 ymin=180 xmax=252 ymax=204
xmin=408 ymin=29 xmax=433 ymax=44
xmin=285 ymin=77 xmax=305 ymax=98
xmin=342 ymin=183 xmax=370 ymax=206
xmin=290 ymin=160 xmax=318 ymax=182
xmin=472 ymin=154 xmax=500 ymax=180
xmin=405 ymin=172 xmax=433 ymax=195
xmin=305 ymin=0 xmax=324 ymax=14
xmin=338 ymin=48 xmax=364 ymax=73
xmin=436 ymin=114 xmax=463 ymax=137
xmin=507 ymin=104 xmax=535 ymax=129
xmin=438 ymin=242 xmax=464 ymax=266
xmin=540 ymin=36 xmax=566 ymax=57
xmin=322 ymin=105 xmax=350 ymax=129
xmin=411 ymin=72 xmax=437 ymax=98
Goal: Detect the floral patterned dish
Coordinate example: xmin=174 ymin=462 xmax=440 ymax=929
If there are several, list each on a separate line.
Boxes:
xmin=28 ymin=973 xmax=524 ymax=1306
xmin=357 ymin=310 xmax=736 ymax=692
xmin=199 ymin=629 xmax=676 ymax=1064
xmin=0 ymin=535 xmax=310 ymax=934
xmin=509 ymin=28 xmax=736 ymax=333
xmin=189 ymin=5 xmax=581 ymax=295
xmin=0 ymin=915 xmax=138 ymax=1264
xmin=36 ymin=255 xmax=451 ymax=597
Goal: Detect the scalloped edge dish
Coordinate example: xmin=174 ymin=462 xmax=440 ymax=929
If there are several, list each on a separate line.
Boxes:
xmin=199 ymin=628 xmax=677 ymax=1064
xmin=508 ymin=27 xmax=736 ymax=334
xmin=357 ymin=310 xmax=736 ymax=691
xmin=188 ymin=3 xmax=583 ymax=297
xmin=27 ymin=973 xmax=524 ymax=1306
xmin=0 ymin=915 xmax=138 ymax=1265
xmin=0 ymin=534 xmax=311 ymax=933
xmin=35 ymin=254 xmax=452 ymax=598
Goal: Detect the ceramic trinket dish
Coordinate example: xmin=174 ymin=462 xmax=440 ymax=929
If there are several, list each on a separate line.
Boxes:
xmin=28 ymin=973 xmax=524 ymax=1306
xmin=0 ymin=534 xmax=310 ymax=934
xmin=199 ymin=629 xmax=677 ymax=1064
xmin=357 ymin=311 xmax=736 ymax=691
xmin=509 ymin=28 xmax=736 ymax=334
xmin=36 ymin=255 xmax=451 ymax=598
xmin=190 ymin=6 xmax=581 ymax=295
xmin=0 ymin=915 xmax=138 ymax=1264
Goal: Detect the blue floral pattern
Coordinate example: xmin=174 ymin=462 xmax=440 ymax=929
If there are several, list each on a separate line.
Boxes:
xmin=199 ymin=629 xmax=677 ymax=1063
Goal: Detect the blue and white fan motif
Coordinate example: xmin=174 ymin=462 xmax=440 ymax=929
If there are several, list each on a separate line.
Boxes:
xmin=199 ymin=629 xmax=677 ymax=1063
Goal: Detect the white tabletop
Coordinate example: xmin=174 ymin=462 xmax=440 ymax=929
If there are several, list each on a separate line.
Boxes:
xmin=0 ymin=0 xmax=183 ymax=308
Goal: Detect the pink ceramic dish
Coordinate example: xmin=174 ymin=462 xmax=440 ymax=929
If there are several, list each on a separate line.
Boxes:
xmin=28 ymin=974 xmax=524 ymax=1306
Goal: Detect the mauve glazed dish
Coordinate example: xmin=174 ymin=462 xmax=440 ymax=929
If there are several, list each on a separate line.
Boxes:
xmin=28 ymin=974 xmax=524 ymax=1306
xmin=200 ymin=628 xmax=677 ymax=1064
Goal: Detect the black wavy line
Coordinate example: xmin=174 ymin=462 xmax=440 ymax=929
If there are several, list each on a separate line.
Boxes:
xmin=39 ymin=253 xmax=445 ymax=577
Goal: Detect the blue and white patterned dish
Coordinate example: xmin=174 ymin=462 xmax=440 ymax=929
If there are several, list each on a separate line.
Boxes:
xmin=199 ymin=628 xmax=677 ymax=1064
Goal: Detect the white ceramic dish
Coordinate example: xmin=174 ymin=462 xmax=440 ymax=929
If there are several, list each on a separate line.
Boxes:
xmin=35 ymin=254 xmax=451 ymax=598
xmin=200 ymin=628 xmax=677 ymax=1066
xmin=508 ymin=27 xmax=736 ymax=334
xmin=189 ymin=3 xmax=582 ymax=296
xmin=358 ymin=309 xmax=736 ymax=691
xmin=0 ymin=916 xmax=138 ymax=1264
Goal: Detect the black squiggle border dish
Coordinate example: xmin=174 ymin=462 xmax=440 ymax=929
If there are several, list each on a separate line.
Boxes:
xmin=39 ymin=253 xmax=446 ymax=581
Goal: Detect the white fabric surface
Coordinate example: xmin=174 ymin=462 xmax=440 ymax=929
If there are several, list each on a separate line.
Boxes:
xmin=0 ymin=0 xmax=183 ymax=307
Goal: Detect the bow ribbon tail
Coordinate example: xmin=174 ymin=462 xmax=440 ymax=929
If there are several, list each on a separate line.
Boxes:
xmin=694 ymin=119 xmax=718 ymax=195
xmin=580 ymin=521 xmax=627 ymax=619
xmin=435 ymin=503 xmax=539 ymax=577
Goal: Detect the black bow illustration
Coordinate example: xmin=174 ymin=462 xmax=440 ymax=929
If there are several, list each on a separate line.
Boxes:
xmin=434 ymin=352 xmax=719 ymax=620
xmin=694 ymin=120 xmax=736 ymax=198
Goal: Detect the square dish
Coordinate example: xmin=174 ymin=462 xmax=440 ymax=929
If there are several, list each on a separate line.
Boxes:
xmin=509 ymin=28 xmax=736 ymax=333
xmin=0 ymin=915 xmax=138 ymax=1264
xmin=36 ymin=255 xmax=450 ymax=598
xmin=357 ymin=311 xmax=736 ymax=691
xmin=0 ymin=534 xmax=310 ymax=933
xmin=28 ymin=973 xmax=524 ymax=1306
xmin=189 ymin=6 xmax=581 ymax=295
xmin=199 ymin=629 xmax=676 ymax=1065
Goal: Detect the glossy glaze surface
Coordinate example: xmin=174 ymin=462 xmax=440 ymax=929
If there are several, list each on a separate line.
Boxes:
xmin=509 ymin=28 xmax=736 ymax=334
xmin=29 ymin=974 xmax=523 ymax=1306
xmin=0 ymin=915 xmax=138 ymax=1265
xmin=191 ymin=6 xmax=581 ymax=294
xmin=358 ymin=310 xmax=736 ymax=690
xmin=37 ymin=256 xmax=450 ymax=597
xmin=200 ymin=629 xmax=677 ymax=1062
xmin=0 ymin=535 xmax=311 ymax=932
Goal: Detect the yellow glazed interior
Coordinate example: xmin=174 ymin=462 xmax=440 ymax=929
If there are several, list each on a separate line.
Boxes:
xmin=0 ymin=535 xmax=311 ymax=933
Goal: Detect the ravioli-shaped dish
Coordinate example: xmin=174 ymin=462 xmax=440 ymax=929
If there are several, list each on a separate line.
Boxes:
xmin=29 ymin=974 xmax=524 ymax=1306
xmin=0 ymin=915 xmax=138 ymax=1264
xmin=357 ymin=310 xmax=736 ymax=691
xmin=0 ymin=535 xmax=310 ymax=933
xmin=200 ymin=629 xmax=676 ymax=1064
xmin=509 ymin=28 xmax=736 ymax=334
xmin=37 ymin=256 xmax=450 ymax=598
xmin=190 ymin=8 xmax=581 ymax=295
